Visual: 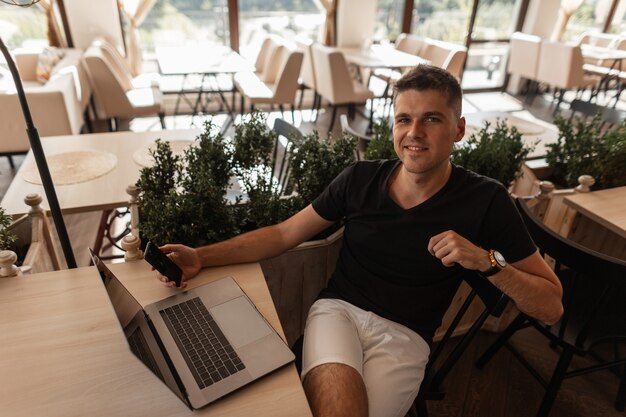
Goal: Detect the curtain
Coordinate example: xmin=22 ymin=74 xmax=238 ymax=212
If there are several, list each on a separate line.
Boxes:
xmin=117 ymin=0 xmax=157 ymax=76
xmin=317 ymin=0 xmax=337 ymax=46
xmin=551 ymin=0 xmax=585 ymax=41
xmin=36 ymin=0 xmax=66 ymax=48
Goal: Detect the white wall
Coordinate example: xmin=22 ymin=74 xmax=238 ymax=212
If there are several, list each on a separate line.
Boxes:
xmin=336 ymin=0 xmax=377 ymax=47
xmin=64 ymin=0 xmax=123 ymax=51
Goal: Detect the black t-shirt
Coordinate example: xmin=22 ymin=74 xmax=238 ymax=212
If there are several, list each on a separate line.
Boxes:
xmin=312 ymin=159 xmax=537 ymax=343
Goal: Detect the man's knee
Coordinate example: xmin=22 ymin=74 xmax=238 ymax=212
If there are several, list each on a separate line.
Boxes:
xmin=303 ymin=362 xmax=368 ymax=417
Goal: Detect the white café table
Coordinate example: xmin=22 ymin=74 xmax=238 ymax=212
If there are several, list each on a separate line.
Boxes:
xmin=0 ymin=261 xmax=312 ymax=417
xmin=1 ymin=129 xmax=200 ymax=216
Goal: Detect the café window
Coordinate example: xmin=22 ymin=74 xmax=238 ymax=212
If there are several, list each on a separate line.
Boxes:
xmin=0 ymin=2 xmax=47 ymax=49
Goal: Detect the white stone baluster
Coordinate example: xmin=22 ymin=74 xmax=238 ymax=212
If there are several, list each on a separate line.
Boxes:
xmin=122 ymin=234 xmax=143 ymax=261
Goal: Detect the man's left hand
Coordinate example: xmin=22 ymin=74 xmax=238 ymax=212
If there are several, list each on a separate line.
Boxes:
xmin=428 ymin=230 xmax=491 ymax=271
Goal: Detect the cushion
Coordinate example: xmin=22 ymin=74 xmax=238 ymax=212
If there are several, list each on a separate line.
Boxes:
xmin=35 ymin=47 xmax=65 ymax=84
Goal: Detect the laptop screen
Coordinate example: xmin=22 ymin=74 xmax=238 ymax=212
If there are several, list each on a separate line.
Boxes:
xmin=89 ymin=249 xmax=187 ymax=404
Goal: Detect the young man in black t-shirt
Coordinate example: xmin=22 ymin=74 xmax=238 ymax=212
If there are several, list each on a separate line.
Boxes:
xmin=157 ymin=65 xmax=563 ymax=417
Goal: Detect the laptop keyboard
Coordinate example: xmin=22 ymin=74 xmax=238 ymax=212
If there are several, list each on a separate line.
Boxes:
xmin=160 ymin=297 xmax=246 ymax=389
xmin=128 ymin=327 xmax=164 ymax=382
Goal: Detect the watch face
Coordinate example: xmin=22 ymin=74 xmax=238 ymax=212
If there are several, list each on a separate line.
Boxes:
xmin=493 ymin=250 xmax=506 ymax=267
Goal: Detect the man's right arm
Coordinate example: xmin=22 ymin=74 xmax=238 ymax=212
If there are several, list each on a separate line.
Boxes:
xmin=159 ymin=204 xmax=335 ymax=286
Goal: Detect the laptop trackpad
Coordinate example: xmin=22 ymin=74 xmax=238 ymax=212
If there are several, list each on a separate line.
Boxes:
xmin=210 ymin=296 xmax=273 ymax=349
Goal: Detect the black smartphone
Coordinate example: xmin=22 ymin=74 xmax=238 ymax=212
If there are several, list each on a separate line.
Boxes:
xmin=144 ymin=241 xmax=183 ymax=287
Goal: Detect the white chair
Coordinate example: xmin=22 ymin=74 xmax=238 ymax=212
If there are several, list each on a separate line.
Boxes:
xmin=295 ymin=36 xmax=318 ymax=112
xmin=312 ymin=43 xmax=375 ymax=131
xmin=421 ymin=39 xmax=468 ymax=81
xmin=234 ymin=45 xmax=303 ymax=121
xmin=507 ymin=32 xmax=542 ymax=101
xmin=535 ymin=41 xmax=600 ymax=111
xmin=83 ymin=44 xmax=165 ymax=131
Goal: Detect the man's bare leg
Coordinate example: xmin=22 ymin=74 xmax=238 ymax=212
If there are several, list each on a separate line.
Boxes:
xmin=302 ymin=362 xmax=368 ymax=417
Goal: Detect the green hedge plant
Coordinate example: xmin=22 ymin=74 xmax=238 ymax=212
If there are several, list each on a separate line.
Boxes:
xmin=136 ymin=113 xmax=356 ymax=247
xmin=452 ymin=119 xmax=534 ymax=187
xmin=546 ymin=114 xmax=626 ymax=190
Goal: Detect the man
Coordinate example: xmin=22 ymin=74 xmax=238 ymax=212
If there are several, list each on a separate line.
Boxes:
xmin=157 ymin=65 xmax=563 ymax=417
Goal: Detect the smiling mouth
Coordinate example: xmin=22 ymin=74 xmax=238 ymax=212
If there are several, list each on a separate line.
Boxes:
xmin=405 ymin=145 xmax=428 ymax=151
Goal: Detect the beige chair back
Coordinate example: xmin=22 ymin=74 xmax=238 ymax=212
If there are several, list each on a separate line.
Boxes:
xmin=271 ymin=48 xmax=304 ymax=104
xmin=507 ymin=32 xmax=542 ymax=80
xmin=295 ymin=36 xmax=316 ymax=90
xmin=395 ymin=33 xmax=426 ymax=56
xmin=442 ymin=46 xmax=467 ymax=80
xmin=312 ymin=44 xmax=357 ymax=105
xmin=261 ymin=42 xmax=287 ymax=84
xmin=83 ymin=45 xmax=161 ymax=120
xmin=254 ymin=36 xmax=274 ymax=73
xmin=536 ymin=41 xmax=588 ymax=89
xmin=92 ymin=37 xmax=133 ymax=91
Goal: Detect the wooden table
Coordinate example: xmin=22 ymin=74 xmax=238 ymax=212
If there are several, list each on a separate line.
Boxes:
xmin=1 ymin=129 xmax=201 ymax=216
xmin=563 ymin=186 xmax=626 ymax=260
xmin=463 ymin=110 xmax=559 ymax=159
xmin=0 ymin=261 xmax=312 ymax=417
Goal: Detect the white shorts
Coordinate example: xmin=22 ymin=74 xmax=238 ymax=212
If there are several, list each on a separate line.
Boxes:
xmin=301 ymin=298 xmax=430 ymax=417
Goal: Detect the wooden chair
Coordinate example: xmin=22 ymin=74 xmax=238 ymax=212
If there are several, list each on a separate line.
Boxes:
xmin=83 ymin=44 xmax=165 ymax=131
xmin=234 ymin=46 xmax=303 ymax=122
xmin=535 ymin=41 xmax=600 ymax=112
xmin=476 ymin=198 xmax=626 ymax=417
xmin=506 ymin=32 xmax=542 ymax=103
xmin=312 ymin=43 xmax=375 ymax=132
xmin=272 ymin=118 xmax=304 ymax=195
xmin=407 ymin=271 xmax=509 ymax=417
xmin=340 ymin=114 xmax=371 ymax=160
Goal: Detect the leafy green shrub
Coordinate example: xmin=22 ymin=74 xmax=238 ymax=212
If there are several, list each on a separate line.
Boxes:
xmin=452 ymin=119 xmax=533 ymax=187
xmin=137 ymin=114 xmax=356 ymax=247
xmin=289 ymin=132 xmax=356 ymax=205
xmin=0 ymin=207 xmax=17 ymax=251
xmin=546 ymin=114 xmax=626 ymax=190
xmin=362 ymin=118 xmax=396 ymax=160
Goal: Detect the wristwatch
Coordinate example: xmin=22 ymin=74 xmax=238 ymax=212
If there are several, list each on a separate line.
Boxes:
xmin=480 ymin=249 xmax=506 ymax=277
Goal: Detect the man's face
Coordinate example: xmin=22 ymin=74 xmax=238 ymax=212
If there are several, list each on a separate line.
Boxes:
xmin=392 ymin=89 xmax=465 ymax=177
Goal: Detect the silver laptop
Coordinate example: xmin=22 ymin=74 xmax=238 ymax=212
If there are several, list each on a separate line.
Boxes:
xmin=90 ymin=249 xmax=294 ymax=409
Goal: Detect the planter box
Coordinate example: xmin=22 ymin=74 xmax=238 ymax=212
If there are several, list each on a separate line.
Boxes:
xmin=260 ymin=227 xmax=343 ymax=347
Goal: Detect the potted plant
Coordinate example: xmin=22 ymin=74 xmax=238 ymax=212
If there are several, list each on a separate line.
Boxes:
xmin=361 ymin=118 xmax=395 ymax=160
xmin=135 ymin=113 xmax=356 ymax=344
xmin=545 ymin=114 xmax=626 ymax=190
xmin=452 ymin=119 xmax=534 ymax=188
xmin=0 ymin=207 xmax=17 ymax=252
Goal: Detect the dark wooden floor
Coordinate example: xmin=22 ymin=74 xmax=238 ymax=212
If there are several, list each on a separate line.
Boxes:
xmin=427 ymin=327 xmax=625 ymax=417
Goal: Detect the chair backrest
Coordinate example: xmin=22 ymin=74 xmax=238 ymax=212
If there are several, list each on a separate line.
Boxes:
xmin=311 ymin=43 xmax=357 ymax=105
xmin=295 ymin=36 xmax=316 ymax=90
xmin=442 ymin=46 xmax=467 ymax=80
xmin=568 ymin=99 xmax=625 ymax=131
xmin=340 ymin=114 xmax=371 ymax=160
xmin=260 ymin=41 xmax=287 ymax=84
xmin=507 ymin=31 xmax=542 ymax=80
xmin=536 ymin=41 xmax=586 ymax=89
xmin=271 ymin=48 xmax=304 ymax=104
xmin=92 ymin=37 xmax=133 ymax=91
xmin=395 ymin=33 xmax=426 ymax=56
xmin=516 ymin=198 xmax=626 ymax=349
xmin=254 ymin=36 xmax=274 ymax=73
xmin=272 ymin=118 xmax=304 ymax=194
xmin=83 ymin=45 xmax=134 ymax=118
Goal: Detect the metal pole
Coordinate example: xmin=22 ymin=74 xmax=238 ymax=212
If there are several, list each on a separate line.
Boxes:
xmin=0 ymin=37 xmax=77 ymax=268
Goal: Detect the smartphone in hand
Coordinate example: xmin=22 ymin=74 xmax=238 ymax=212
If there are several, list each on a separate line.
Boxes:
xmin=144 ymin=241 xmax=183 ymax=287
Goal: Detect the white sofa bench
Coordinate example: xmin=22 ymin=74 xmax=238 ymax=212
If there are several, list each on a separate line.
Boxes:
xmin=0 ymin=48 xmax=91 ymax=166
